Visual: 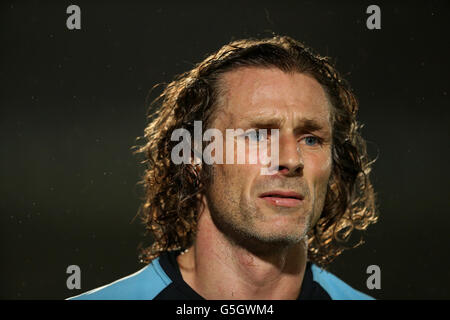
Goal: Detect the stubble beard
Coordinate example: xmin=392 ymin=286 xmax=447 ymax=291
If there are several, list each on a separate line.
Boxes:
xmin=204 ymin=182 xmax=314 ymax=256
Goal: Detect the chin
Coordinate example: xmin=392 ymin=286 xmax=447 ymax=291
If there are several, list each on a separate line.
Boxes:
xmin=251 ymin=225 xmax=309 ymax=246
xmin=258 ymin=215 xmax=310 ymax=241
xmin=254 ymin=233 xmax=306 ymax=248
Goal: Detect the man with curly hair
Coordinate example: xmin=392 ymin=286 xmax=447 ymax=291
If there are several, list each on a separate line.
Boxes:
xmin=69 ymin=35 xmax=377 ymax=300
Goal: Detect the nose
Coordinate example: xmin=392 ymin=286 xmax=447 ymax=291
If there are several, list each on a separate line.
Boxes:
xmin=276 ymin=133 xmax=304 ymax=176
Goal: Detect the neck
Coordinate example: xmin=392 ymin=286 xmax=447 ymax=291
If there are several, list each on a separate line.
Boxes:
xmin=177 ymin=208 xmax=308 ymax=300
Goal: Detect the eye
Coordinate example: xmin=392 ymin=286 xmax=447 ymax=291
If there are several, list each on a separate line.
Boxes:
xmin=303 ymin=136 xmax=320 ymax=146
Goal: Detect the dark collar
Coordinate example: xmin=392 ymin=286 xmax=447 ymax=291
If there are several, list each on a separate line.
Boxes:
xmin=158 ymin=249 xmax=329 ymax=300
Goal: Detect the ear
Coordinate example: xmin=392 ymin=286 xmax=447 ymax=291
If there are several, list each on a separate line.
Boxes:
xmin=190 ymin=155 xmax=202 ymax=172
xmin=188 ymin=160 xmax=202 ymax=181
xmin=193 ymin=163 xmax=202 ymax=176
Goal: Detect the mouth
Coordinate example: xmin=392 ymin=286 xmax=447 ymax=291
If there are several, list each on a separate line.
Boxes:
xmin=258 ymin=190 xmax=304 ymax=208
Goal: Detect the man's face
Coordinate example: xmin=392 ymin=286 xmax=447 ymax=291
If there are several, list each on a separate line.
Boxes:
xmin=204 ymin=67 xmax=333 ymax=248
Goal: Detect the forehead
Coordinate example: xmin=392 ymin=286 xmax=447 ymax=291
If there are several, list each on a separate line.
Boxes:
xmin=215 ymin=67 xmax=332 ymax=128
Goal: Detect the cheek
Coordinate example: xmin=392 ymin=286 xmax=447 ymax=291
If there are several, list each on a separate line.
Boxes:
xmin=213 ymin=164 xmax=249 ymax=195
xmin=222 ymin=163 xmax=261 ymax=203
xmin=305 ymin=151 xmax=332 ymax=225
xmin=305 ymin=150 xmax=332 ymax=188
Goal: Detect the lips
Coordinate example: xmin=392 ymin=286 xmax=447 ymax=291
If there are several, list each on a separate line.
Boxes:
xmin=259 ymin=190 xmax=304 ymax=208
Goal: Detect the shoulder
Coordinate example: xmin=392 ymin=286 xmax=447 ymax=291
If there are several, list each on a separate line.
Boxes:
xmin=67 ymin=257 xmax=171 ymax=300
xmin=310 ymin=264 xmax=375 ymax=300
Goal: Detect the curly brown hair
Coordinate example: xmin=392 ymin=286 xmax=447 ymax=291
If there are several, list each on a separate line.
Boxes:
xmin=132 ymin=35 xmax=378 ymax=268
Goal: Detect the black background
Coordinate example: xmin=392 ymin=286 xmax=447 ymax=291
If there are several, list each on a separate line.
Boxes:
xmin=1 ymin=0 xmax=449 ymax=299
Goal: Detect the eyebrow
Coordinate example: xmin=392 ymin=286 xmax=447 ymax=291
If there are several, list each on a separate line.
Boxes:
xmin=245 ymin=116 xmax=329 ymax=133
